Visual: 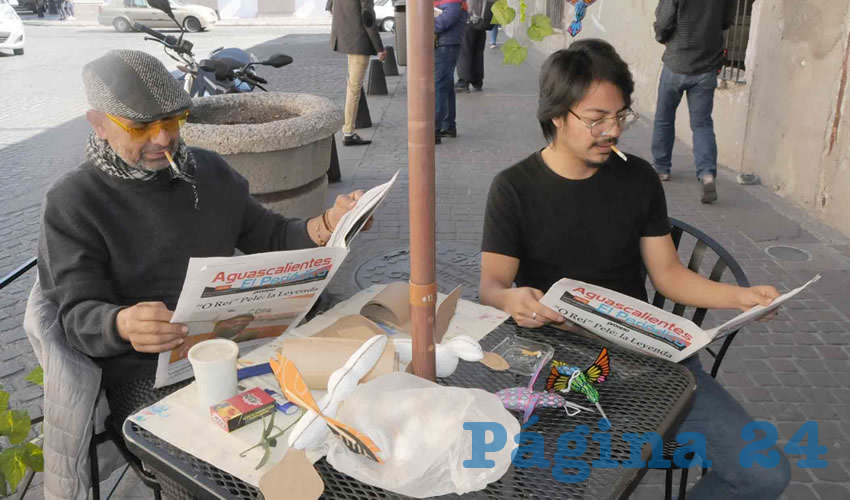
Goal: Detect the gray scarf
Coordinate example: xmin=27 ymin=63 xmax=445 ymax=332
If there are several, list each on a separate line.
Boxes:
xmin=86 ymin=134 xmax=199 ymax=209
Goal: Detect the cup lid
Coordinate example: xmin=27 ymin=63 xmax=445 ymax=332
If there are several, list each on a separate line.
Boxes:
xmin=188 ymin=338 xmax=239 ymax=365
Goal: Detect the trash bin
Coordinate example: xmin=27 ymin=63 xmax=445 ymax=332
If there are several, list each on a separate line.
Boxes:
xmin=393 ymin=0 xmax=406 ymax=67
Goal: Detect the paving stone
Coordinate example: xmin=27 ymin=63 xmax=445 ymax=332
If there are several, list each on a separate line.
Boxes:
xmin=780 ymin=482 xmax=817 ymax=500
xmin=812 ymin=482 xmax=850 ymax=499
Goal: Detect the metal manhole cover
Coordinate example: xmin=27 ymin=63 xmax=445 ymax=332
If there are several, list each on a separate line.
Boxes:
xmin=355 ymin=241 xmax=482 ymax=301
xmin=765 ymin=245 xmax=812 ymax=262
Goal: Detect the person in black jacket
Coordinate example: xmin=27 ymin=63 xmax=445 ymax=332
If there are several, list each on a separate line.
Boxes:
xmin=651 ymin=0 xmax=736 ymax=203
xmin=455 ymin=0 xmax=494 ymax=93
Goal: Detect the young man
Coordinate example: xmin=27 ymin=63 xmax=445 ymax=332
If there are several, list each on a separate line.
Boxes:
xmin=434 ymin=0 xmax=469 ymax=140
xmin=328 ymin=0 xmax=386 ymax=146
xmin=38 ymin=50 xmax=368 ymax=420
xmin=652 ymin=0 xmax=737 ymax=202
xmin=480 ymin=40 xmax=790 ymax=499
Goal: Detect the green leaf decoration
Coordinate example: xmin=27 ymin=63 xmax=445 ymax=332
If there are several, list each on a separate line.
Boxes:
xmin=256 ymin=443 xmax=271 ymax=470
xmin=0 ymin=390 xmax=8 ymax=411
xmin=0 ymin=410 xmax=31 ymax=444
xmin=501 ymin=38 xmax=528 ymax=66
xmin=520 ymin=0 xmax=527 ymax=23
xmin=23 ymin=443 xmax=44 ymax=473
xmin=491 ymin=0 xmax=515 ymax=26
xmin=0 ymin=447 xmax=28 ymax=494
xmin=1 ymin=467 xmax=7 ymax=497
xmin=25 ymin=367 xmax=43 ymax=387
xmin=528 ymin=14 xmax=554 ymax=42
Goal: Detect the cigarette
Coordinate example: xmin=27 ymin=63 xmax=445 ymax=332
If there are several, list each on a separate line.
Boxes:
xmin=164 ymin=150 xmax=179 ymax=175
xmin=610 ymin=145 xmax=627 ymax=162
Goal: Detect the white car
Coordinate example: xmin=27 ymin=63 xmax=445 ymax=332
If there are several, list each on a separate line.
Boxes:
xmin=0 ymin=0 xmax=25 ymax=56
xmin=374 ymin=0 xmax=394 ymax=32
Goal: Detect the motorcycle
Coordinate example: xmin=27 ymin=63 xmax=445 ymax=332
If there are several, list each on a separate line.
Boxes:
xmin=136 ymin=0 xmax=292 ymax=97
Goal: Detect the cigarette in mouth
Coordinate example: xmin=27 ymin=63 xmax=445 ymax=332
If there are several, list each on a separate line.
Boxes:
xmin=164 ymin=150 xmax=178 ymax=173
xmin=610 ymin=145 xmax=627 ymax=162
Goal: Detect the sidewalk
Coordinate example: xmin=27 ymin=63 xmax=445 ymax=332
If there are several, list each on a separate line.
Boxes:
xmin=5 ymin=32 xmax=849 ymax=499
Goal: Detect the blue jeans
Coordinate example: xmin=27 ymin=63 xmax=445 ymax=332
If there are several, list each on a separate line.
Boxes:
xmin=677 ymin=356 xmax=791 ymax=499
xmin=435 ymin=44 xmax=461 ymax=132
xmin=651 ymin=65 xmax=718 ymax=180
xmin=489 ymin=26 xmax=498 ymax=45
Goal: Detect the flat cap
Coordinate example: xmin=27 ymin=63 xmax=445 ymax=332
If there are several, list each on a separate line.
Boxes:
xmin=83 ymin=49 xmax=191 ymax=122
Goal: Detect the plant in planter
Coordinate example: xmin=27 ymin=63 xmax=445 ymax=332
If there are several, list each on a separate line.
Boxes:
xmin=0 ymin=367 xmax=44 ymax=496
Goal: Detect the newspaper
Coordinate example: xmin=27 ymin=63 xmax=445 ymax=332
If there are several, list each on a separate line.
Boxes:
xmin=539 ymin=275 xmax=821 ymax=363
xmin=154 ymin=172 xmax=399 ymax=387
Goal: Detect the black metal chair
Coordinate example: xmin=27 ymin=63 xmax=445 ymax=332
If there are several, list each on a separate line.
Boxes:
xmin=642 ymin=218 xmax=750 ymax=500
xmin=0 ymin=258 xmax=163 ymax=500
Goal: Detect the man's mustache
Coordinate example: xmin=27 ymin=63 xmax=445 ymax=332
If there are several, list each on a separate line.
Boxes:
xmin=593 ymin=138 xmax=618 ymax=147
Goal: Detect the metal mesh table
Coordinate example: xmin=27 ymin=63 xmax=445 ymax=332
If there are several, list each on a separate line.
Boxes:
xmin=124 ymin=321 xmax=695 ymax=500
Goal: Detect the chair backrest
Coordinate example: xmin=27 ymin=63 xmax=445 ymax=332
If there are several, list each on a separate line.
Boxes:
xmin=643 ymin=218 xmax=750 ymax=378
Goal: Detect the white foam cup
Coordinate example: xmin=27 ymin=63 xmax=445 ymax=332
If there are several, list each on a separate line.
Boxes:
xmin=187 ymin=339 xmax=239 ymax=411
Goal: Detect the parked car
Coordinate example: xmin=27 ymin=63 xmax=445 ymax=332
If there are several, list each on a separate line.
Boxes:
xmin=374 ymin=0 xmax=393 ymax=32
xmin=0 ymin=0 xmax=25 ymax=56
xmin=99 ymin=0 xmax=218 ymax=33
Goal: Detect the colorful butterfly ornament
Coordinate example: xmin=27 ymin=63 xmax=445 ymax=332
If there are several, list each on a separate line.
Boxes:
xmin=545 ymin=347 xmax=611 ymax=422
xmin=496 ymin=354 xmax=592 ymax=424
xmin=567 ymin=0 xmax=598 ymax=37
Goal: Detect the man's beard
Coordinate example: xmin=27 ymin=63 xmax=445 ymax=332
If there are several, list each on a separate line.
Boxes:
xmin=586 ymin=137 xmax=618 ymax=169
xmin=124 ymin=142 xmax=176 ymax=172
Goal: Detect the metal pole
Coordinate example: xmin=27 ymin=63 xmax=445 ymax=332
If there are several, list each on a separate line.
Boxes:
xmin=407 ymin=0 xmax=437 ymax=381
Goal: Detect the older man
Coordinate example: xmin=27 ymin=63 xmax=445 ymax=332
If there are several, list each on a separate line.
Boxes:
xmin=38 ymin=49 xmax=365 ymax=417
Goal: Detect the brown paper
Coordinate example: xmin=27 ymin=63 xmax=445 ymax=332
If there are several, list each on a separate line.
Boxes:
xmin=259 ymin=449 xmax=324 ymax=500
xmin=312 ymin=315 xmax=387 ymax=340
xmin=360 ymin=282 xmax=462 ymax=343
xmin=281 ymin=337 xmax=397 ymax=390
xmin=480 ymin=351 xmax=510 ymax=371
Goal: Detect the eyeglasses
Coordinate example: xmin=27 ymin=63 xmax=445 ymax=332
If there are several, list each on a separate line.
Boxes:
xmin=569 ymin=109 xmax=638 ymax=137
xmin=105 ymin=110 xmax=190 ymax=140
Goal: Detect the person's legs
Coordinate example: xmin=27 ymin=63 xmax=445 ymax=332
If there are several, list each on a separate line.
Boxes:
xmin=456 ymin=28 xmax=475 ymax=91
xmin=489 ymin=26 xmax=498 ymax=47
xmin=342 ymin=54 xmax=370 ymax=145
xmin=677 ymin=356 xmax=791 ymax=500
xmin=471 ymin=29 xmax=486 ymax=89
xmin=651 ymin=65 xmax=686 ymax=179
xmin=685 ymin=71 xmax=719 ymax=182
xmin=444 ymin=45 xmax=461 ymax=132
xmin=343 ymin=54 xmax=370 ymax=134
xmin=435 ymin=45 xmax=460 ymax=133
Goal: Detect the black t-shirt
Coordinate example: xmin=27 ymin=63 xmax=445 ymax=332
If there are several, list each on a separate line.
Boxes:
xmin=482 ymin=150 xmax=672 ymax=301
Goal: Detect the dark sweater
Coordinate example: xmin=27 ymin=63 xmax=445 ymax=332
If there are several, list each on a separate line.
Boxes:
xmin=37 ymin=148 xmax=315 ymax=387
xmin=654 ymin=0 xmax=736 ymax=75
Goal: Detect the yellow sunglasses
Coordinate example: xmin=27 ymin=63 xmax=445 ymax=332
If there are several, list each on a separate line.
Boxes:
xmin=105 ymin=110 xmax=190 ymax=140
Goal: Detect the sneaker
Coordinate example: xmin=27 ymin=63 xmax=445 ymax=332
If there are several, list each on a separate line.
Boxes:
xmin=490 ymin=44 xmax=497 ymax=49
xmin=455 ymin=83 xmax=470 ymax=93
xmin=658 ymin=172 xmax=671 ymax=181
xmin=437 ymin=128 xmax=457 ymax=138
xmin=435 ymin=133 xmax=442 ymax=145
xmin=472 ymin=84 xmax=483 ymax=92
xmin=342 ymin=133 xmax=371 ymax=146
xmin=700 ymin=174 xmax=718 ymax=204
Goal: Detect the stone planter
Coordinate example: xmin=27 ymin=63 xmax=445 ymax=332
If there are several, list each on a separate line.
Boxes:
xmin=182 ymin=92 xmax=342 ymax=219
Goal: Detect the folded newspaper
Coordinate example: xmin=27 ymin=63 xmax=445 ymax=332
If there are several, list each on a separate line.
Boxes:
xmin=539 ymin=275 xmax=821 ymax=362
xmin=155 ymin=172 xmax=399 ymax=387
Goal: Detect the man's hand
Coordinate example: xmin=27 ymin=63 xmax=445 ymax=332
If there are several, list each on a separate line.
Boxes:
xmin=377 ymin=50 xmax=387 ymax=62
xmin=116 ymin=302 xmax=188 ymax=353
xmin=326 ymin=189 xmax=373 ymax=231
xmin=735 ymin=285 xmax=780 ymax=311
xmin=501 ymin=287 xmax=566 ymax=328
